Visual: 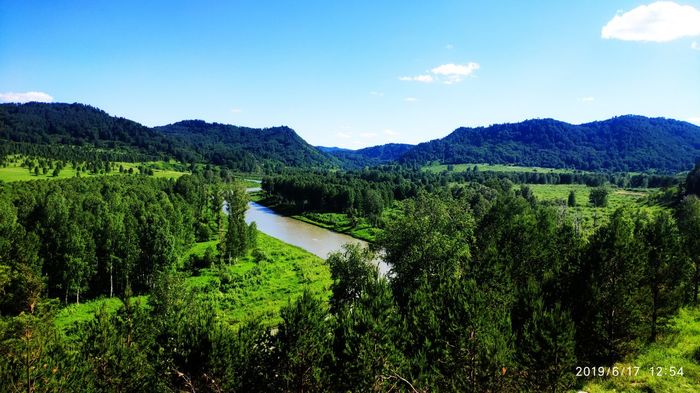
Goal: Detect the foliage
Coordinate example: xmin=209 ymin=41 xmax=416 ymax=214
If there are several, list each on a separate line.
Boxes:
xmin=589 ymin=186 xmax=610 ymax=207
xmin=401 ymin=115 xmax=700 ymax=172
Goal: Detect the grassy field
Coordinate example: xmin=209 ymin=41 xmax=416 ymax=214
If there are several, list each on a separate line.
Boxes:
xmin=238 ymin=178 xmax=262 ymax=188
xmin=522 ymin=184 xmax=656 ymax=232
xmin=293 ymin=212 xmax=381 ymax=242
xmin=424 ymin=162 xmax=581 ymax=174
xmin=184 ymin=231 xmax=331 ymax=326
xmin=55 ymin=296 xmax=148 ymax=333
xmin=0 ymin=157 xmax=188 ymax=182
xmin=55 ymin=231 xmax=331 ymax=332
xmin=578 ymin=307 xmax=700 ymax=392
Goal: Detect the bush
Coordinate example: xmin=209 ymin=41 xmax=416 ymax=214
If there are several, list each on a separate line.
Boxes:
xmin=252 ymin=248 xmax=268 ymax=263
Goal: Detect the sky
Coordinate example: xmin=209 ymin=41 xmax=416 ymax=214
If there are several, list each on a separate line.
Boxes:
xmin=1 ymin=1 xmax=699 ymax=148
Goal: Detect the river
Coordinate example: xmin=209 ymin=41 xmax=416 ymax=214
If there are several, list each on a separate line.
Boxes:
xmin=243 ymin=187 xmax=389 ymax=275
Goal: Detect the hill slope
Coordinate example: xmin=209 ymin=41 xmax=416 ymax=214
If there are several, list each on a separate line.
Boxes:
xmin=0 ymin=102 xmax=182 ymax=162
xmin=0 ymin=103 xmax=338 ymax=171
xmin=156 ymin=120 xmax=337 ymax=171
xmin=320 ymin=143 xmax=414 ymax=167
xmin=400 ymin=116 xmax=700 ymax=172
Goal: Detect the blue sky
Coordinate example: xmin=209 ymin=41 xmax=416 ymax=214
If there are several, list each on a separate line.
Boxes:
xmin=1 ymin=1 xmax=699 ymax=148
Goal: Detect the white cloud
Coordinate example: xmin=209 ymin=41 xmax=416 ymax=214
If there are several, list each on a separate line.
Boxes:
xmin=404 ymin=97 xmax=418 ymax=102
xmin=359 ymin=132 xmax=378 ymax=139
xmin=335 ymin=132 xmax=352 ymax=139
xmin=601 ymin=1 xmax=700 ymax=42
xmin=398 ymin=74 xmax=434 ymax=83
xmin=400 ymin=62 xmax=480 ymax=85
xmin=688 ymin=117 xmax=700 ymax=125
xmin=384 ymin=129 xmax=399 ymax=136
xmin=692 ymin=41 xmax=700 ymax=50
xmin=0 ymin=91 xmax=53 ymax=103
xmin=431 ymin=62 xmax=479 ymax=76
xmin=580 ymin=96 xmax=595 ymax=102
xmin=369 ymin=91 xmax=384 ymax=96
xmin=432 ymin=62 xmax=480 ymax=84
xmin=231 ymin=108 xmax=242 ymax=113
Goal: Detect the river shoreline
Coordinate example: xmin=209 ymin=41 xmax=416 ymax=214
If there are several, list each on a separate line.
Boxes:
xmin=248 ymin=191 xmax=379 ymax=243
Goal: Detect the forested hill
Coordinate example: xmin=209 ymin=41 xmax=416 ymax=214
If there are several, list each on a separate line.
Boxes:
xmin=0 ymin=102 xmax=184 ymax=162
xmin=319 ymin=143 xmax=414 ymax=167
xmin=156 ymin=120 xmax=338 ymax=171
xmin=399 ymin=116 xmax=700 ymax=172
xmin=0 ymin=102 xmax=339 ymax=171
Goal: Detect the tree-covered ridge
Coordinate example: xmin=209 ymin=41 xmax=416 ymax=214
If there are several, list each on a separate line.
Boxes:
xmin=155 ymin=120 xmax=339 ymax=171
xmin=0 ymin=103 xmax=182 ymax=162
xmin=400 ymin=116 xmax=700 ymax=172
xmin=0 ymin=103 xmax=339 ymax=172
xmin=320 ymin=143 xmax=415 ymax=167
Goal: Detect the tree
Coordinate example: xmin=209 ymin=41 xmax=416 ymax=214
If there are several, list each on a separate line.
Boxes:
xmin=331 ymin=269 xmax=408 ymax=392
xmin=220 ymin=185 xmax=249 ymax=263
xmin=685 ymin=162 xmax=700 ymax=196
xmin=514 ymin=280 xmax=577 ymax=391
xmin=583 ymin=208 xmax=646 ymax=361
xmin=676 ymin=195 xmax=700 ymax=303
xmin=376 ymin=192 xmax=475 ymax=308
xmin=77 ymin=298 xmax=163 ymax=392
xmin=272 ymin=290 xmax=332 ymax=392
xmin=589 ymin=187 xmax=609 ymax=208
xmin=247 ymin=221 xmax=258 ymax=250
xmin=327 ymin=243 xmax=376 ymax=314
xmin=567 ymin=190 xmax=576 ymax=207
xmin=404 ymin=275 xmax=513 ymax=391
xmin=640 ymin=210 xmax=687 ymax=341
xmin=0 ymin=300 xmax=80 ymax=392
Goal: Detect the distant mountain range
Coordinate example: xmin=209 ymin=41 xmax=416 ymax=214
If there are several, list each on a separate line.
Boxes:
xmin=1 ymin=102 xmax=699 ymax=172
xmin=398 ymin=116 xmax=700 ymax=172
xmin=318 ymin=143 xmax=414 ymax=167
xmin=0 ymin=103 xmax=337 ymax=172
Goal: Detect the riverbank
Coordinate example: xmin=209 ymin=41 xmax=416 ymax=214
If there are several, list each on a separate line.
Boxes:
xmin=249 ymin=192 xmax=381 ymax=242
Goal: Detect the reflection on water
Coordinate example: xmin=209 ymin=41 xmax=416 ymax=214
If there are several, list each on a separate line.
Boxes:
xmin=245 ymin=201 xmax=389 ymax=275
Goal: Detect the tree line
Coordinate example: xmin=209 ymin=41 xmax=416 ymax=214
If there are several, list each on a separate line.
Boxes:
xmin=0 ymin=173 xmax=249 ymax=313
xmin=1 ymin=164 xmax=699 ymax=392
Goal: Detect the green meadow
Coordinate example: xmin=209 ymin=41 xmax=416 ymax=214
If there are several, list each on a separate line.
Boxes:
xmin=579 ymin=307 xmax=700 ymax=393
xmin=55 ymin=231 xmax=331 ymax=332
xmin=423 ymin=162 xmax=581 ymax=174
xmin=0 ymin=156 xmax=188 ymax=182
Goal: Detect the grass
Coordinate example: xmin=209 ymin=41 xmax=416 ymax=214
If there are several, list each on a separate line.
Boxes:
xmin=239 ymin=178 xmax=262 ymax=188
xmin=522 ymin=184 xmax=656 ymax=233
xmin=185 ymin=231 xmax=331 ymax=326
xmin=54 ymin=231 xmax=331 ymax=332
xmin=423 ymin=162 xmax=582 ymax=174
xmin=54 ymin=296 xmax=148 ymax=333
xmin=179 ymin=239 xmax=218 ymax=265
xmin=293 ymin=212 xmax=380 ymax=242
xmin=0 ymin=156 xmax=188 ymax=182
xmin=579 ymin=307 xmax=700 ymax=392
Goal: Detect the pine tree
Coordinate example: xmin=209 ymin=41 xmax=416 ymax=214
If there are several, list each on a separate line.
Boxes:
xmin=220 ymin=186 xmax=249 ymax=263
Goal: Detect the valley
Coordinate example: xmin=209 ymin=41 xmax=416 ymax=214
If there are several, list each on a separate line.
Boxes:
xmin=1 ymin=102 xmax=700 ymax=392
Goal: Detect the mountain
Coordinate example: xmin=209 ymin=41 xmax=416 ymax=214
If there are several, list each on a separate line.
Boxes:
xmin=155 ymin=120 xmax=339 ymax=171
xmin=0 ymin=103 xmax=338 ymax=171
xmin=0 ymin=102 xmax=181 ymax=161
xmin=321 ymin=143 xmax=414 ymax=167
xmin=317 ymin=146 xmax=353 ymax=153
xmin=399 ymin=116 xmax=700 ymax=172
xmin=4 ymin=103 xmax=698 ymax=173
